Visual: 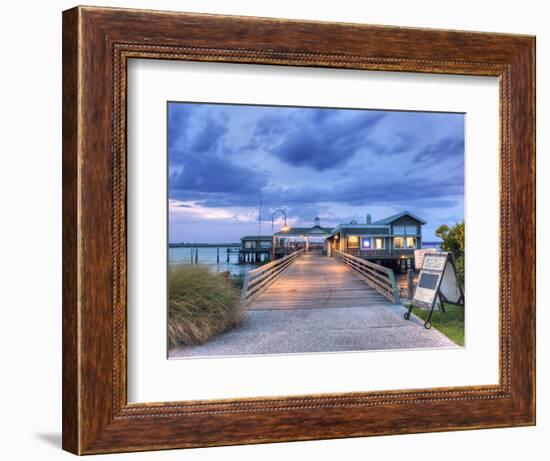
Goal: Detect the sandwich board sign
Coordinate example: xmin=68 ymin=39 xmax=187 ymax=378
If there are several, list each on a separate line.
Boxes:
xmin=404 ymin=252 xmax=464 ymax=329
xmin=414 ymin=248 xmax=436 ymax=271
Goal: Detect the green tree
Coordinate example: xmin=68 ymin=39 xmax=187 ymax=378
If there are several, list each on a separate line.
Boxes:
xmin=435 ymin=222 xmax=465 ymax=289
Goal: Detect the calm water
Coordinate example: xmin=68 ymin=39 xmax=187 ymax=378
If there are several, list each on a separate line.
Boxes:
xmin=422 ymin=242 xmax=442 ymax=250
xmin=168 ymin=246 xmax=254 ymax=277
xmin=169 ymin=243 xmax=441 ymax=278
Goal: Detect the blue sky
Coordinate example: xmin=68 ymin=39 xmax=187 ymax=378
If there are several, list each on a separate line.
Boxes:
xmin=168 ymin=102 xmax=464 ymax=243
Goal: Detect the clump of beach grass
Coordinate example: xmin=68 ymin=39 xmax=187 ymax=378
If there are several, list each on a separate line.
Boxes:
xmin=168 ymin=264 xmax=244 ymax=348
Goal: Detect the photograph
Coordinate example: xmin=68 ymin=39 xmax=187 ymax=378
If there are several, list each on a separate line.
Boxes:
xmin=167 ymin=101 xmax=466 ymax=358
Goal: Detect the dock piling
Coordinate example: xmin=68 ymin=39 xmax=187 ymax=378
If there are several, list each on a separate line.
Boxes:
xmin=407 ymin=268 xmax=414 ymax=300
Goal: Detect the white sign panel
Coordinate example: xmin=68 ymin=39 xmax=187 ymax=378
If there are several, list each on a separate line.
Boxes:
xmin=413 ymin=253 xmax=448 ymax=310
xmin=414 ymin=248 xmax=436 ymax=270
xmin=423 ymin=254 xmax=447 ymax=271
xmin=412 ymin=252 xmax=463 ymax=311
xmin=439 ymin=258 xmax=464 ymax=304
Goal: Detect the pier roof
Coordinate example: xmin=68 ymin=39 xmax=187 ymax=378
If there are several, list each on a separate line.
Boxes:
xmin=373 ymin=211 xmax=427 ymax=225
xmin=240 ymin=235 xmax=273 ymax=241
xmin=326 ymin=211 xmax=427 ymax=239
xmin=274 ymin=225 xmax=333 ymax=237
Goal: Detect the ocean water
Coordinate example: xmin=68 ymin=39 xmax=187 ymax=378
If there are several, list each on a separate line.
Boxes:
xmin=422 ymin=242 xmax=442 ymax=250
xmin=168 ymin=246 xmax=254 ymax=277
xmin=169 ymin=243 xmax=442 ymax=278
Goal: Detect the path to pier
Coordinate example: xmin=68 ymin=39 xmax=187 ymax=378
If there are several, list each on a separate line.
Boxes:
xmin=169 ymin=253 xmax=456 ymax=358
xmin=249 ymin=252 xmax=391 ymax=310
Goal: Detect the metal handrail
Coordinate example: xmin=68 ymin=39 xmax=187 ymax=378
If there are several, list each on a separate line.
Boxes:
xmin=241 ymin=248 xmax=305 ymax=304
xmin=334 ymin=250 xmax=401 ymax=304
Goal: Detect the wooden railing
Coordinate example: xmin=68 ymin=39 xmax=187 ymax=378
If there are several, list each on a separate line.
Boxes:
xmin=346 ymin=248 xmax=415 ymax=258
xmin=241 ymin=249 xmax=305 ymax=305
xmin=334 ymin=250 xmax=401 ymax=304
xmin=347 ymin=248 xmax=390 ymax=258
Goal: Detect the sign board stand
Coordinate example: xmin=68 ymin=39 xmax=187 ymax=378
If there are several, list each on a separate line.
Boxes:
xmin=404 ymin=252 xmax=464 ymax=329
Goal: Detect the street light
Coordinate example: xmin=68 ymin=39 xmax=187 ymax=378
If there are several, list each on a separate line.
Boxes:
xmin=271 ymin=209 xmax=289 ymax=261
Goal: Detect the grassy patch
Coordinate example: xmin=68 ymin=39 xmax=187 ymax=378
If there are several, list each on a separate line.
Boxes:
xmin=168 ymin=264 xmax=244 ymax=348
xmin=413 ymin=303 xmax=465 ymax=346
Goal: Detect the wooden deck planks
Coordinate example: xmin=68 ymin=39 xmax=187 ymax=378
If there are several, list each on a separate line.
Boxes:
xmin=249 ymin=252 xmax=392 ymax=310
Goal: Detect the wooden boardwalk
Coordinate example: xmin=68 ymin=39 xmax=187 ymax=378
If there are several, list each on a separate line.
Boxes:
xmin=249 ymin=252 xmax=393 ymax=310
xmin=170 ymin=252 xmax=457 ymax=358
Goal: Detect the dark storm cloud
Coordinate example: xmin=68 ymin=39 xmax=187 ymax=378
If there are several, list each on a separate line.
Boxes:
xmin=365 ymin=132 xmax=416 ymax=155
xmin=168 ymin=103 xmax=463 ymax=206
xmin=170 ymin=149 xmax=268 ymax=196
xmin=167 ymin=103 xmax=193 ymax=151
xmin=253 ymin=113 xmax=289 ymax=137
xmin=168 ymin=103 xmax=268 ymax=200
xmin=413 ymin=136 xmax=465 ymax=164
xmin=190 ymin=117 xmax=228 ymax=152
xmin=277 ymin=175 xmax=463 ymax=209
xmin=168 ymin=103 xmax=229 ymax=158
xmin=172 ymin=170 xmax=463 ymax=213
xmin=253 ymin=109 xmax=387 ymax=171
xmin=168 ymin=102 xmax=464 ymax=241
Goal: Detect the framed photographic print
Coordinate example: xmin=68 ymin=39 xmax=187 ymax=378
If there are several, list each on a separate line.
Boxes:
xmin=62 ymin=6 xmax=535 ymax=455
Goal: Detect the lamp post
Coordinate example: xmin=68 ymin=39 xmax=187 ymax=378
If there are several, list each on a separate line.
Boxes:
xmin=271 ymin=209 xmax=290 ymax=261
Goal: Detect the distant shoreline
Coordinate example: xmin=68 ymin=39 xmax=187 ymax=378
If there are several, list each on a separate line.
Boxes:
xmin=169 ymin=241 xmax=442 ymax=248
xmin=169 ymin=243 xmax=240 ymax=248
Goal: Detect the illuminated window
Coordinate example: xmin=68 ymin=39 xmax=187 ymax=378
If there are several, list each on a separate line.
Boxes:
xmin=374 ymin=238 xmax=385 ymax=249
xmin=394 ymin=237 xmax=405 ymax=249
xmin=348 ymin=235 xmax=359 ymax=248
xmin=406 ymin=237 xmax=417 ymax=249
xmin=361 ymin=238 xmax=371 ymax=249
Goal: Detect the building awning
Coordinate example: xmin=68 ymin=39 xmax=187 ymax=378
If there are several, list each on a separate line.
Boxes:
xmin=274 ymin=225 xmax=333 ymax=238
xmin=373 ymin=211 xmax=427 ymax=225
xmin=240 ymin=235 xmax=273 ymax=241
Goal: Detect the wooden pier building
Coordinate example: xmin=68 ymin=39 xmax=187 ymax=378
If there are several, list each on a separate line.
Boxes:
xmin=325 ymin=211 xmax=426 ymax=270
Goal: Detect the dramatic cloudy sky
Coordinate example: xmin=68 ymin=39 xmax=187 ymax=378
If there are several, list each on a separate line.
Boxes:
xmin=168 ymin=102 xmax=464 ymax=243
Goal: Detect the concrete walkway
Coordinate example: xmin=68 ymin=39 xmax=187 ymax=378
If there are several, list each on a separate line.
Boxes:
xmin=169 ymin=253 xmax=457 ymax=358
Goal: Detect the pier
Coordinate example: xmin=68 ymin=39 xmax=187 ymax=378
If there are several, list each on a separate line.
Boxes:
xmin=241 ymin=249 xmax=401 ymax=308
xmin=170 ymin=250 xmax=455 ymax=358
